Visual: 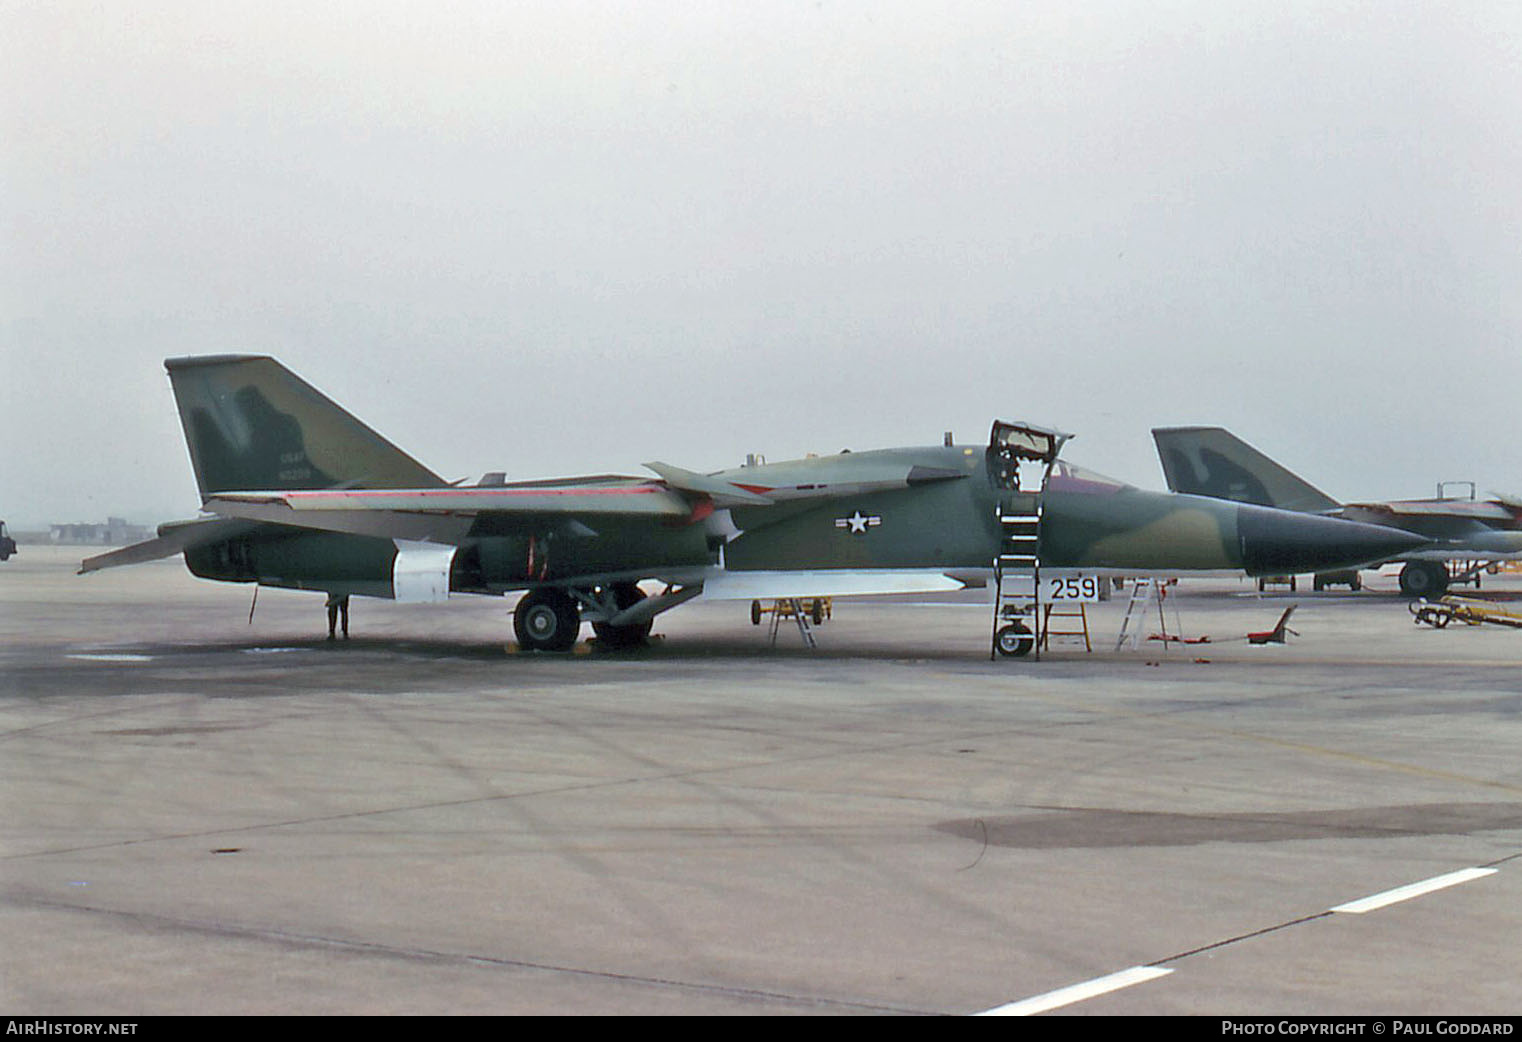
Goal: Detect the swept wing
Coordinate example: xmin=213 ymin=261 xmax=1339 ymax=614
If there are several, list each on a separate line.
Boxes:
xmin=195 ymin=454 xmax=971 ymax=546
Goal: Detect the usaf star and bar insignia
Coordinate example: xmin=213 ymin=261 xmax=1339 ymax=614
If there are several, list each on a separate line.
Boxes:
xmin=835 ymin=510 xmax=882 ymax=535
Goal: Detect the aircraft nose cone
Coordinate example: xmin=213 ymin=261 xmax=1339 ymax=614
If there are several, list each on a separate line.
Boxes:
xmin=1237 ymin=505 xmax=1429 ymax=575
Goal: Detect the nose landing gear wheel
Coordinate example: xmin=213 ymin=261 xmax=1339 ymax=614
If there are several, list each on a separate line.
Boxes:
xmin=995 ymin=622 xmax=1034 ymax=658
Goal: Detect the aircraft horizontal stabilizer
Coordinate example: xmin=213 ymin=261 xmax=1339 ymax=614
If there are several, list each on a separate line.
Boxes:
xmin=202 ymin=497 xmax=476 ymax=543
xmin=79 ymin=517 xmax=256 ymax=574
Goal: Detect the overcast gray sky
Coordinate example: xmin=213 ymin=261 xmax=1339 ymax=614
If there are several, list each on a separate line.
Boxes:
xmin=3 ymin=1 xmax=1518 ymax=529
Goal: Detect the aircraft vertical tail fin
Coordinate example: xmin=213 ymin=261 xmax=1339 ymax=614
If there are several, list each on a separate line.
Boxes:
xmin=165 ymin=355 xmax=446 ymax=497
xmin=1151 ymin=427 xmax=1341 ymax=513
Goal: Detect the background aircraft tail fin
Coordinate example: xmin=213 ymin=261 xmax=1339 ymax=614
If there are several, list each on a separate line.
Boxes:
xmin=1152 ymin=427 xmax=1341 ymax=513
xmin=165 ymin=355 xmax=446 ymax=497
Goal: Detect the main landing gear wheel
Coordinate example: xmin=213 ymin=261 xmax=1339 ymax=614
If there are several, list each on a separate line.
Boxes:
xmin=513 ymin=588 xmax=581 ymax=652
xmin=591 ymin=583 xmax=652 ymax=649
xmin=995 ymin=621 xmax=1034 ymax=658
xmin=1399 ymin=561 xmax=1449 ymax=599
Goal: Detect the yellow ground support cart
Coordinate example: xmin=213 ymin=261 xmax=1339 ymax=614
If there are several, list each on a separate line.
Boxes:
xmin=1410 ymin=596 xmax=1522 ymax=630
xmin=750 ymin=598 xmax=832 ymax=627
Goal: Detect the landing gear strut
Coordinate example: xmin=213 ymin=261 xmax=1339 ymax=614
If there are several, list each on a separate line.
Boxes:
xmin=513 ymin=588 xmax=581 ymax=652
xmin=591 ymin=583 xmax=652 ymax=649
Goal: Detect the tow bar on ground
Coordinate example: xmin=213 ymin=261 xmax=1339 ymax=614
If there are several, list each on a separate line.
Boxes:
xmin=1410 ymin=596 xmax=1522 ymax=630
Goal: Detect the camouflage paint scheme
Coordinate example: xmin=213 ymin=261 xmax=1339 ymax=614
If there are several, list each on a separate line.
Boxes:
xmin=84 ymin=357 xmax=1426 ymax=645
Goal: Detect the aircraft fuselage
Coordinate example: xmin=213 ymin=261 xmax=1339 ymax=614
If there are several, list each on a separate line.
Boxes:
xmin=183 ymin=443 xmax=1423 ymax=599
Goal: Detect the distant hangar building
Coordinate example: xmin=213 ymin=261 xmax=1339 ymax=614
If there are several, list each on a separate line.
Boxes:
xmin=50 ymin=517 xmax=152 ymax=546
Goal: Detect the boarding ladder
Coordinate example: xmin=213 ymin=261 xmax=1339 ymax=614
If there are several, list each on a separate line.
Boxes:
xmin=992 ymin=500 xmax=1043 ymax=657
xmin=989 ymin=421 xmax=1072 ymax=661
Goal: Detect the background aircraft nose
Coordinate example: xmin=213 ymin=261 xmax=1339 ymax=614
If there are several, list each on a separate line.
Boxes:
xmin=1237 ymin=504 xmax=1429 ymax=575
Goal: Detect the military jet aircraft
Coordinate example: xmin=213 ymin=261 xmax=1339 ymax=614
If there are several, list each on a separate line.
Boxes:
xmin=82 ymin=357 xmax=1424 ymax=655
xmin=1153 ymin=426 xmax=1522 ymax=597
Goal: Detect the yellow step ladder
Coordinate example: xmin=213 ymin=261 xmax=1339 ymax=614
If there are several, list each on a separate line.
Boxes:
xmin=1040 ymin=603 xmax=1092 ymax=652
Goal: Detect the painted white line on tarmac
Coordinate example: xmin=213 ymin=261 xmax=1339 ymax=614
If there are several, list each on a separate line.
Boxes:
xmin=975 ymin=965 xmax=1173 ymax=1016
xmin=67 ymin=653 xmax=154 ymax=662
xmin=977 ymin=865 xmax=1501 ymax=1015
xmin=1331 ymin=867 xmax=1498 ymax=914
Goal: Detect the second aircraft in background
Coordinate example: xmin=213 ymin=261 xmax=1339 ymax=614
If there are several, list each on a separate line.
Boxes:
xmin=1153 ymin=426 xmax=1522 ymax=597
